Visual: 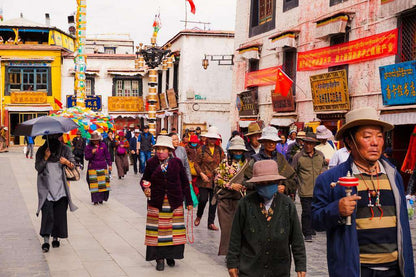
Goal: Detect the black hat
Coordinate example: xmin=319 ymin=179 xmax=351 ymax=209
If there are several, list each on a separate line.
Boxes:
xmin=301 ymin=132 xmax=320 ymax=144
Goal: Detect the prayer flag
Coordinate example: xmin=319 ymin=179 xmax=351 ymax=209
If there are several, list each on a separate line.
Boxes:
xmin=54 ymin=97 xmax=63 ymax=109
xmin=187 ymin=0 xmax=196 ymax=14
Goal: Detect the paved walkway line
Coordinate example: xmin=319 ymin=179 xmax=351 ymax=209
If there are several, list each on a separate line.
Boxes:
xmin=11 ymin=155 xmax=228 ymax=277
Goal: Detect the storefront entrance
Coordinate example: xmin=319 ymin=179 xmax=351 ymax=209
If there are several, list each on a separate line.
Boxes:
xmin=9 ymin=112 xmax=48 ymax=145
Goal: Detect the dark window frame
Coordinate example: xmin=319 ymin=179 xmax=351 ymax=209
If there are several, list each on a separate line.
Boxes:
xmin=283 ymin=0 xmax=299 ymax=12
xmin=5 ymin=66 xmax=51 ymax=95
xmin=330 ymin=0 xmax=348 ymax=6
xmin=173 ymin=61 xmax=179 ymax=93
xmin=104 ymin=47 xmax=116 ymax=54
xmin=328 ymin=29 xmax=350 ymax=75
xmin=282 ymin=47 xmax=297 ymax=96
xmin=248 ymin=59 xmax=260 ymax=72
xmin=112 ymin=77 xmax=143 ymax=97
xmin=397 ymin=9 xmax=416 ymax=63
xmin=157 ymin=71 xmax=163 ymax=94
xmin=249 ymin=0 xmax=276 ymax=37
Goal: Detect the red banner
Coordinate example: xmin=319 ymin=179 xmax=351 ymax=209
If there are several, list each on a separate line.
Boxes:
xmin=297 ymin=29 xmax=398 ymax=71
xmin=245 ymin=66 xmax=282 ymax=88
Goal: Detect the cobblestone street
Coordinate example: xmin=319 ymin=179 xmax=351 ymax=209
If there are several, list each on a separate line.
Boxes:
xmin=1 ymin=147 xmax=415 ymax=276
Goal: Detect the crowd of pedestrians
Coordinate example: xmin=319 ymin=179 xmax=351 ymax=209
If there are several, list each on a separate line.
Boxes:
xmin=30 ymin=107 xmax=414 ymax=276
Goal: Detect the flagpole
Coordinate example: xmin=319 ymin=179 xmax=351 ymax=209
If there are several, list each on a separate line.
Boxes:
xmin=185 ymin=0 xmax=187 ymax=29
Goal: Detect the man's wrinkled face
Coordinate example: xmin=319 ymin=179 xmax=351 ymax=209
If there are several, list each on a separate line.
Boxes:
xmin=249 ymin=133 xmax=261 ymax=147
xmin=262 ymin=140 xmax=277 ymax=153
xmin=348 ymin=125 xmax=384 ymax=164
xmin=303 ymin=141 xmax=317 ymax=154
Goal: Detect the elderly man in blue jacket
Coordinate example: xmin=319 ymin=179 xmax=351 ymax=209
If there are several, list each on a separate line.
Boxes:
xmin=312 ymin=107 xmax=414 ymax=277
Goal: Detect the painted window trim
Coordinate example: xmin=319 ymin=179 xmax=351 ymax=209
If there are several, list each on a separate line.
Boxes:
xmin=112 ymin=77 xmax=143 ymax=97
xmin=5 ymin=66 xmax=51 ymax=96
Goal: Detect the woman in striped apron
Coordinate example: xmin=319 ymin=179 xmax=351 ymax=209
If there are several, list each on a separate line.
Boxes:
xmin=140 ymin=135 xmax=193 ymax=271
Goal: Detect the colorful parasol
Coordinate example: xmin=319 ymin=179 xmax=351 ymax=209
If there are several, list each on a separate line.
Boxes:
xmin=52 ymin=106 xmax=114 ymax=142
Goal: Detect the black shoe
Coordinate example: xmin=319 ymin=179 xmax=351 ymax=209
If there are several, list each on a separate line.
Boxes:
xmin=156 ymin=259 xmax=164 ymax=271
xmin=166 ymin=259 xmax=175 ymax=267
xmin=305 ymin=235 xmax=313 ymax=242
xmin=41 ymin=243 xmax=50 ymax=252
xmin=99 ymin=201 xmax=103 ymax=204
xmin=93 ymin=202 xmax=98 ymax=205
xmin=118 ymin=176 xmax=122 ymax=179
xmin=52 ymin=240 xmax=60 ymax=248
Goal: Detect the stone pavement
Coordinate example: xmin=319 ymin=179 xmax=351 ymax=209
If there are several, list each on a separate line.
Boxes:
xmin=1 ymin=147 xmax=416 ymax=277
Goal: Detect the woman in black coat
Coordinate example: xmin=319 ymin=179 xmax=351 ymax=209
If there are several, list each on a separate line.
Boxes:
xmin=140 ymin=135 xmax=193 ymax=271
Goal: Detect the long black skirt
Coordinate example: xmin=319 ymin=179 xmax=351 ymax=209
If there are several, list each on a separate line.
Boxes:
xmin=39 ymin=197 xmax=68 ymax=238
xmin=146 ymin=245 xmax=184 ymax=261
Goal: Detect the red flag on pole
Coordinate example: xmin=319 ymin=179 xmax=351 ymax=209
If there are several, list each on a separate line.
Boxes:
xmin=274 ymin=68 xmax=293 ymax=97
xmin=187 ymin=0 xmax=196 ymax=14
xmin=54 ymin=97 xmax=63 ymax=109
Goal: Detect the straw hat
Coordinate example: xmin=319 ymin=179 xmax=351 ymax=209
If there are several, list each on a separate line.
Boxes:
xmin=301 ymin=132 xmax=320 ymax=144
xmin=247 ymin=160 xmax=286 ymax=183
xmin=154 ymin=135 xmax=174 ymax=150
xmin=228 ymin=136 xmax=247 ymax=151
xmin=258 ymin=126 xmax=282 ymax=142
xmin=204 ymin=126 xmax=221 ymax=139
xmin=335 ymin=107 xmax=394 ymax=140
xmin=245 ymin=122 xmax=262 ymax=136
xmin=90 ymin=132 xmax=102 ymax=141
xmin=316 ymin=125 xmax=333 ymax=140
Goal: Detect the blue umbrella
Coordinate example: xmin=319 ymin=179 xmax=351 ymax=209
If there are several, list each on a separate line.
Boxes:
xmin=14 ymin=116 xmax=79 ymax=137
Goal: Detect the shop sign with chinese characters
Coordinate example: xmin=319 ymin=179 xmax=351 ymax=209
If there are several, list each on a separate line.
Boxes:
xmin=108 ymin=96 xmax=144 ymax=112
xmin=271 ymin=90 xmax=295 ymax=112
xmin=237 ymin=90 xmax=258 ymax=116
xmin=310 ymin=70 xmax=350 ymax=112
xmin=67 ymin=95 xmax=102 ymax=111
xmin=379 ymin=61 xmax=416 ymax=106
xmin=11 ymin=92 xmax=47 ymax=104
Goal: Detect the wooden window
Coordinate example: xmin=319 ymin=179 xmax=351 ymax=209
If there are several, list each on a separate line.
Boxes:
xmin=283 ymin=47 xmax=297 ymax=95
xmin=250 ymin=0 xmax=276 ymax=37
xmin=7 ymin=67 xmax=50 ymax=93
xmin=283 ymin=0 xmax=299 ymax=12
xmin=259 ymin=0 xmax=273 ymax=24
xmin=104 ymin=47 xmax=116 ymax=54
xmin=329 ymin=32 xmax=349 ymax=74
xmin=114 ymin=79 xmax=142 ymax=97
xmin=248 ymin=59 xmax=259 ymax=72
xmin=85 ymin=78 xmax=95 ymax=96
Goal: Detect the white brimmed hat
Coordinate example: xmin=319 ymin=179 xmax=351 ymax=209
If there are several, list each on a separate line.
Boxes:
xmin=90 ymin=131 xmax=102 ymax=141
xmin=134 ymin=129 xmax=140 ymax=133
xmin=154 ymin=135 xmax=174 ymax=150
xmin=335 ymin=107 xmax=394 ymax=140
xmin=204 ymin=126 xmax=221 ymax=139
xmin=228 ymin=136 xmax=247 ymax=151
xmin=258 ymin=126 xmax=282 ymax=142
xmin=316 ymin=125 xmax=333 ymax=140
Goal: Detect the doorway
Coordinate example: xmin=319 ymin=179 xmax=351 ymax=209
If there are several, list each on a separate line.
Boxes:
xmin=9 ymin=112 xmax=48 ymax=145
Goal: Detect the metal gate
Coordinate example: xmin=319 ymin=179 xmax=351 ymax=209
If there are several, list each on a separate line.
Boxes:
xmin=400 ymin=10 xmax=416 ymax=62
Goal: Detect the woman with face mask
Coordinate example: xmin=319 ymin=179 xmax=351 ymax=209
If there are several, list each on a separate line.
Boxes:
xmin=213 ymin=136 xmax=249 ymax=256
xmin=140 ymin=136 xmax=193 ymax=271
xmin=35 ymin=133 xmax=78 ymax=253
xmin=227 ymin=160 xmax=306 ymax=277
xmin=185 ymin=135 xmax=200 ymax=195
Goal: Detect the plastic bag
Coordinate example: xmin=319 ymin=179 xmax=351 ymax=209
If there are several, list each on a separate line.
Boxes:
xmin=23 ymin=146 xmax=27 ymax=154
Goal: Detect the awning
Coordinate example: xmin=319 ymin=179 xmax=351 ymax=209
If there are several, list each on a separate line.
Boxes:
xmin=107 ymin=68 xmax=145 ymax=76
xmin=239 ymin=120 xmax=255 ymax=128
xmin=270 ymin=117 xmax=295 ymax=127
xmin=315 ymin=14 xmax=349 ymax=39
xmin=380 ymin=112 xmax=416 ymax=125
xmin=269 ymin=31 xmax=299 ymax=49
xmin=237 ymin=43 xmax=261 ymax=60
xmin=5 ymin=105 xmax=53 ymax=112
xmin=68 ymin=68 xmax=100 ymax=76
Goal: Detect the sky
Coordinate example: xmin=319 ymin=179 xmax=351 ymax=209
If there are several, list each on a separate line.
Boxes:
xmin=2 ymin=0 xmax=236 ymax=45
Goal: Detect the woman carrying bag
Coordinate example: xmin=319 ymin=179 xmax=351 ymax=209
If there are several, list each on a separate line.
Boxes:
xmin=115 ymin=131 xmax=129 ymax=179
xmin=35 ymin=133 xmax=78 ymax=252
xmin=214 ymin=136 xmax=249 ymax=256
xmin=140 ymin=135 xmax=193 ymax=271
xmin=85 ymin=132 xmax=112 ymax=205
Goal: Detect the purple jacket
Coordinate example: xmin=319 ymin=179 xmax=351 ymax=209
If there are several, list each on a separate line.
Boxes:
xmin=140 ymin=156 xmax=192 ymax=210
xmin=85 ymin=142 xmax=112 ymax=170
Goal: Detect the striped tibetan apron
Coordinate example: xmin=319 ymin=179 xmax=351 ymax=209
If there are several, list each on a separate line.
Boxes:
xmin=145 ymin=195 xmax=186 ymax=246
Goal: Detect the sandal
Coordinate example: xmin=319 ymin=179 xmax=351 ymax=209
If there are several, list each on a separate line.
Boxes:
xmin=194 ymin=217 xmax=201 ymax=226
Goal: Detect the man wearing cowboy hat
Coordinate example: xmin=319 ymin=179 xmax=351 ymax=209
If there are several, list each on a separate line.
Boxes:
xmin=292 ymin=132 xmax=326 ymax=242
xmin=286 ymin=131 xmax=306 ymax=164
xmin=312 ymin=107 xmax=414 ymax=277
xmin=72 ymin=130 xmax=86 ymax=169
xmin=315 ymin=125 xmax=336 ymax=164
xmin=244 ymin=126 xmax=297 ymax=197
xmin=227 ymin=160 xmax=306 ymax=277
xmin=244 ymin=122 xmax=263 ymax=159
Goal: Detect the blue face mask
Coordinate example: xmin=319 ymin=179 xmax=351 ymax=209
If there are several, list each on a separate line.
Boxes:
xmin=190 ymin=143 xmax=198 ymax=147
xmin=233 ymin=154 xmax=243 ymax=160
xmin=256 ymin=184 xmax=278 ymax=200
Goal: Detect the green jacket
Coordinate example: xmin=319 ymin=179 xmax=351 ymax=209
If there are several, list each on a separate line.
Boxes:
xmin=292 ymin=149 xmax=326 ymax=197
xmin=227 ymin=192 xmax=306 ymax=276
